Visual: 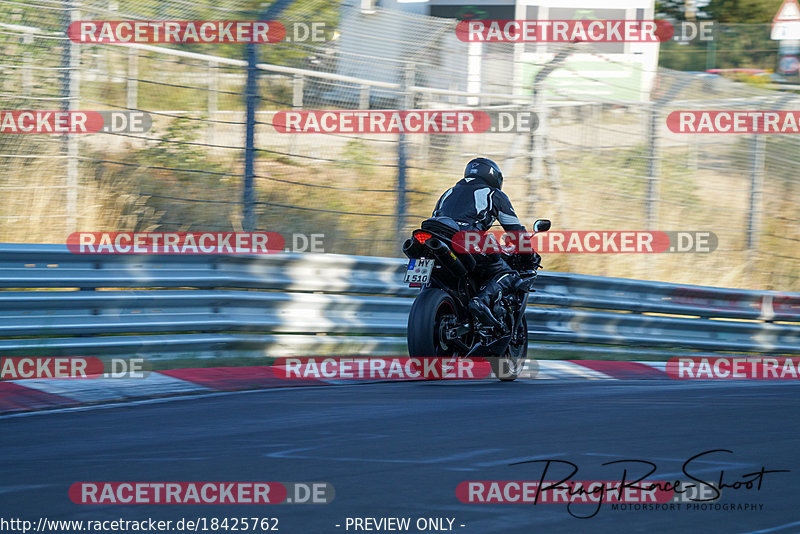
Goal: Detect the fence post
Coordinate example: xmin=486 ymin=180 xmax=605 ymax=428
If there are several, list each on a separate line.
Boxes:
xmin=396 ymin=62 xmax=413 ymax=248
xmin=126 ymin=47 xmax=138 ymax=109
xmin=207 ymin=60 xmax=218 ymax=144
xmin=527 ymin=47 xmax=572 ymax=216
xmin=645 ymin=103 xmax=662 ymax=231
xmin=242 ymin=40 xmax=258 ymax=232
xmin=22 ymin=31 xmax=33 ymax=95
xmin=529 ymin=86 xmax=545 ymax=205
xmin=242 ymin=0 xmax=294 ymax=232
xmin=747 ymin=134 xmax=766 ymax=251
xmin=466 ymin=42 xmax=481 ymax=106
xmin=62 ymin=0 xmax=80 ymax=233
xmin=292 ymin=74 xmax=304 ymax=108
xmin=359 ymin=84 xmax=370 ymax=109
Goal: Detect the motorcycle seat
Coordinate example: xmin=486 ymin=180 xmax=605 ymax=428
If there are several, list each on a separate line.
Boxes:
xmin=421 ymin=216 xmax=460 ymax=240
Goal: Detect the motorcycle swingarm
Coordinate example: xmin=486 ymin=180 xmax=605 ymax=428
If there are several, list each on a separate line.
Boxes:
xmin=464 ymin=335 xmax=512 ymax=359
xmin=444 ymin=323 xmax=473 ymax=352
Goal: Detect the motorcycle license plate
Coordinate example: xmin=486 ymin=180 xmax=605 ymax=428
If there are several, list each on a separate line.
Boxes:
xmin=404 ymin=259 xmax=434 ymax=285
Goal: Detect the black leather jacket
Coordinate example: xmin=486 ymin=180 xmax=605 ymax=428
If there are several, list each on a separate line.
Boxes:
xmin=432 ymin=177 xmax=527 ymax=233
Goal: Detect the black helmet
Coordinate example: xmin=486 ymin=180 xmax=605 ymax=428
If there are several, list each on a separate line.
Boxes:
xmin=464 ymin=157 xmax=503 ymax=189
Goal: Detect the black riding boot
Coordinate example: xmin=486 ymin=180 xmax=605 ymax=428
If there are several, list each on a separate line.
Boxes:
xmin=469 ymin=272 xmax=519 ymax=328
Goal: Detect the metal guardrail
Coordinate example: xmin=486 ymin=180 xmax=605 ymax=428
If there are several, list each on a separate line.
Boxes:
xmin=0 ymin=244 xmax=798 ymax=360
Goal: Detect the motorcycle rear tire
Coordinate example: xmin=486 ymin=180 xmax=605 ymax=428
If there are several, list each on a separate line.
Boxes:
xmin=407 ymin=288 xmax=458 ymax=359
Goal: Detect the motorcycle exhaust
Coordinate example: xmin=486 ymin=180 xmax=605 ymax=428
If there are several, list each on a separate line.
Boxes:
xmin=425 ymin=238 xmax=468 ymax=278
xmin=457 ymin=247 xmax=476 ymax=273
xmin=402 ymin=238 xmax=424 ymax=259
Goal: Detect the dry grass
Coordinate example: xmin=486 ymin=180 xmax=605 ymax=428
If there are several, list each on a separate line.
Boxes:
xmin=1 ymin=129 xmax=797 ymax=292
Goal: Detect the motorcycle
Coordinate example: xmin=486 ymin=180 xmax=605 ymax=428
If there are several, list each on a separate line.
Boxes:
xmin=402 ymin=217 xmax=551 ymax=381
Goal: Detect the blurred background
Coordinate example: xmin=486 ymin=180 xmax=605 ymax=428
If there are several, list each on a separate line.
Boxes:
xmin=1 ymin=0 xmax=798 ymax=290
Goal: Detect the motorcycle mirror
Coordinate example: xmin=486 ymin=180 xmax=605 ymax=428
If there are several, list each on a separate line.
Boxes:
xmin=533 ymin=219 xmax=551 ymax=232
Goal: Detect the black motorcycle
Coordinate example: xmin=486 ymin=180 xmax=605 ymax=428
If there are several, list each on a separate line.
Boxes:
xmin=402 ymin=217 xmax=551 ymax=381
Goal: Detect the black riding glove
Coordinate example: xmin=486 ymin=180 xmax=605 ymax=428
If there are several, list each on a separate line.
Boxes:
xmin=524 ymin=251 xmax=542 ymax=270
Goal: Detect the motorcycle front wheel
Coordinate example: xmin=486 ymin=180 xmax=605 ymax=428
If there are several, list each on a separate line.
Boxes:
xmin=489 ymin=315 xmax=528 ymax=382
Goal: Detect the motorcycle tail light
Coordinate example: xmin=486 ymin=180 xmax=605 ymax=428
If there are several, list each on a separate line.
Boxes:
xmin=413 ymin=231 xmax=433 ymax=244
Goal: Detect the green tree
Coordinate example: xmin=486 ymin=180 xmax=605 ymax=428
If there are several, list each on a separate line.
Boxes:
xmin=706 ymin=0 xmax=783 ymax=23
xmin=656 ymin=0 xmax=701 ymax=20
xmin=658 ymin=0 xmax=784 ymax=22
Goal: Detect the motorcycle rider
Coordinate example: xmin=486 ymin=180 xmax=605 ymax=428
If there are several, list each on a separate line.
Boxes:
xmin=431 ymin=157 xmax=541 ymax=329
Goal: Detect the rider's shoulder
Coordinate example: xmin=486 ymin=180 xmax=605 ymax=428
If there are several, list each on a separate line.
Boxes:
xmin=492 ymin=188 xmax=511 ymax=200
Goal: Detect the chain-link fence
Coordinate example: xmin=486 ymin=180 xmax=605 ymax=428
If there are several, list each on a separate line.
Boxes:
xmin=1 ymin=0 xmax=798 ymax=291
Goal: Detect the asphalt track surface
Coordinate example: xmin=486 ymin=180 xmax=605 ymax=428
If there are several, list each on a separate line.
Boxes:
xmin=1 ymin=380 xmax=799 ymax=534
